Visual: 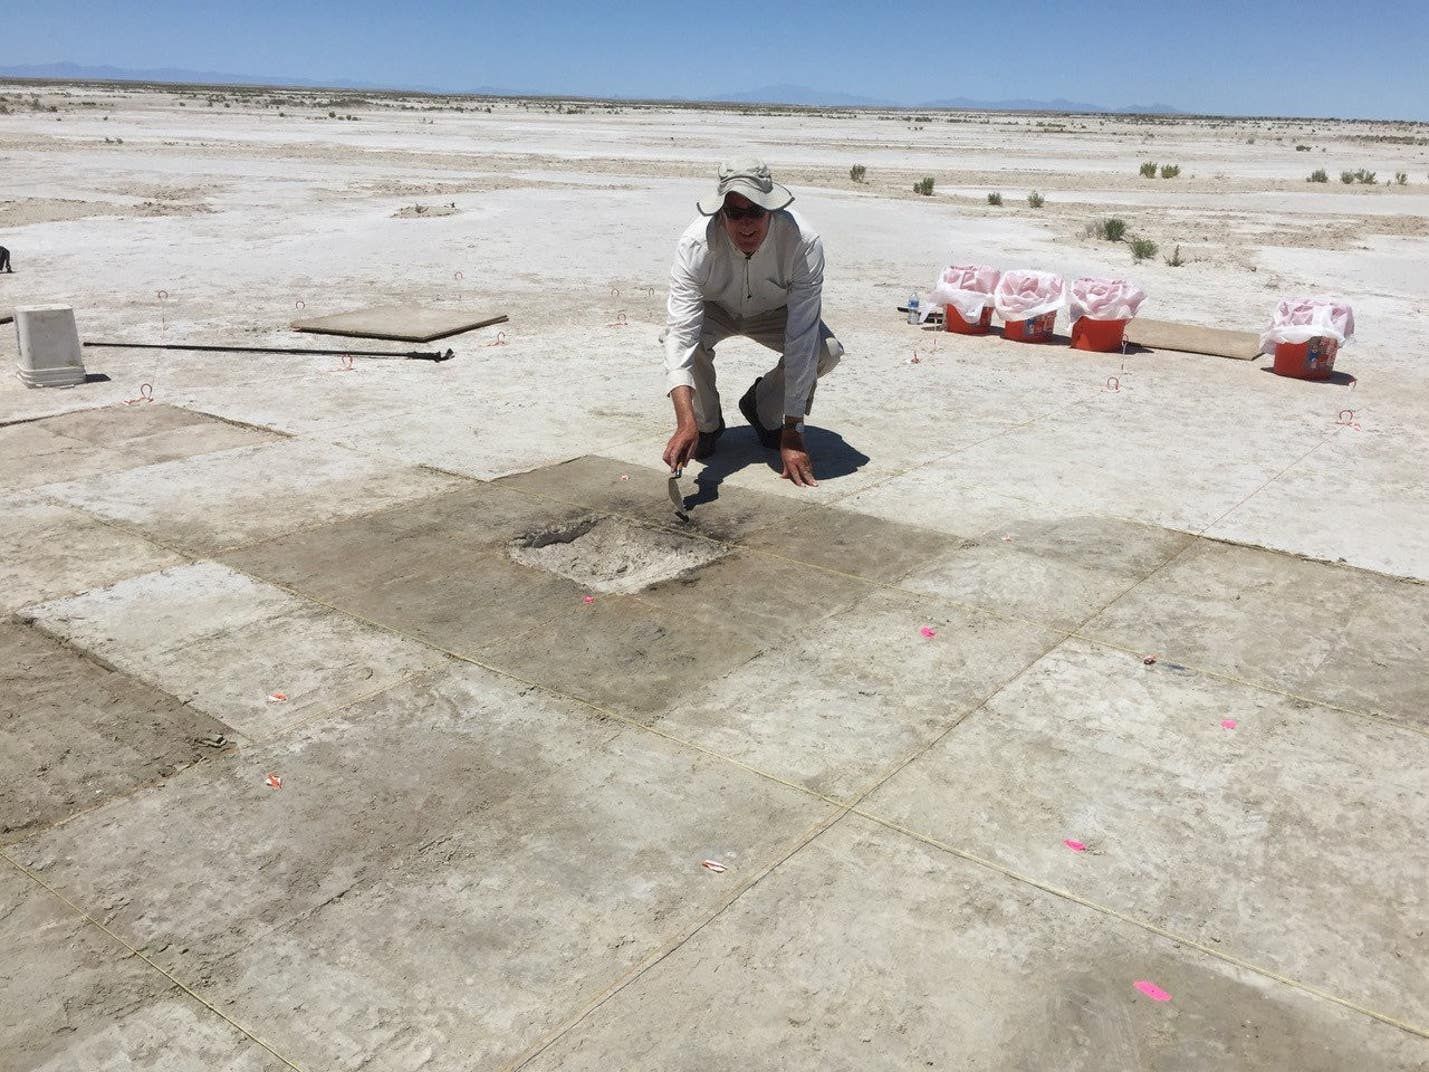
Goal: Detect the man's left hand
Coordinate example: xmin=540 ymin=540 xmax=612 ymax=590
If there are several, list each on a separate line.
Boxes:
xmin=779 ymin=429 xmax=818 ymax=487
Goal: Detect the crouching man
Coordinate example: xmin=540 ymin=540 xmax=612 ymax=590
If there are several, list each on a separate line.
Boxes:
xmin=660 ymin=157 xmax=843 ymax=487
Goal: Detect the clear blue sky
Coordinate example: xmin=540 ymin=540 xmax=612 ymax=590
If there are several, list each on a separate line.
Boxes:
xmin=6 ymin=0 xmax=1428 ymax=120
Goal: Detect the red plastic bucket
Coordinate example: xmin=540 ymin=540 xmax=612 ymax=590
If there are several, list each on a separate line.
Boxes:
xmin=1071 ymin=317 xmax=1129 ymax=352
xmin=1002 ymin=311 xmax=1056 ymax=342
xmin=945 ymin=305 xmax=993 ymax=335
xmin=1273 ymin=336 xmax=1338 ymax=380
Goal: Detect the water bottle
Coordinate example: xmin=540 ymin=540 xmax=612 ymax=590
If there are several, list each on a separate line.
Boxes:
xmin=907 ymin=294 xmax=920 ymax=325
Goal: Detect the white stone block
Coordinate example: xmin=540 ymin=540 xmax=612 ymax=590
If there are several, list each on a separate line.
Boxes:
xmin=15 ymin=304 xmax=86 ymax=388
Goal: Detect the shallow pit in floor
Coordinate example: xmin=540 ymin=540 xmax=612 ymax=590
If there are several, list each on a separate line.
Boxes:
xmin=507 ymin=515 xmax=727 ymax=594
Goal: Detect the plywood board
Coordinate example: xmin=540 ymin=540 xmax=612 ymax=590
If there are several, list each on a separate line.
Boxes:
xmin=1125 ymin=318 xmax=1261 ymax=361
xmin=291 ymin=305 xmax=507 ymax=343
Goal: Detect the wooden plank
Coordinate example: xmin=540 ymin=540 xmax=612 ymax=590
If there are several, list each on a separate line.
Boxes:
xmin=1125 ymin=318 xmax=1261 ymax=361
xmin=291 ymin=306 xmax=508 ymax=343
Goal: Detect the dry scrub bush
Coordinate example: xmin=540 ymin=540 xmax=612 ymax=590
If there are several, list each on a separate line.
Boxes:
xmin=1099 ymin=217 xmax=1127 ymax=241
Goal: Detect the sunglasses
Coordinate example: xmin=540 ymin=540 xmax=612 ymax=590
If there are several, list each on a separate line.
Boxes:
xmin=722 ymin=203 xmax=767 ymax=222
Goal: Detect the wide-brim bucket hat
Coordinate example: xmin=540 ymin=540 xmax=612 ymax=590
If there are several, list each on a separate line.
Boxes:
xmin=697 ymin=156 xmax=795 ymax=216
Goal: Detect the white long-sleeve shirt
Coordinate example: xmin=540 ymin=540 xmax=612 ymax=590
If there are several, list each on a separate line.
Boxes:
xmin=664 ymin=209 xmax=826 ymax=419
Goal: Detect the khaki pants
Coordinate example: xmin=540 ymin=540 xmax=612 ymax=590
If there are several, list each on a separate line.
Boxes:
xmin=673 ymin=303 xmax=844 ymax=433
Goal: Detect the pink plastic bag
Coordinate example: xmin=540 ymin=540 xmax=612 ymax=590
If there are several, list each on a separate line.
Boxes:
xmin=926 ymin=264 xmax=1002 ymax=322
xmin=994 ymin=270 xmax=1066 ymax=321
xmin=1259 ymin=296 xmax=1355 ymax=354
xmin=1070 ymin=277 xmax=1147 ymax=322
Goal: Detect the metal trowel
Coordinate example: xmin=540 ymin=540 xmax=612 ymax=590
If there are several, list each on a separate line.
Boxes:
xmin=667 ymin=467 xmax=689 ymax=522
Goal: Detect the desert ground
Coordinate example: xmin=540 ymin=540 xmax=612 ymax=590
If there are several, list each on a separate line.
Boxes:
xmin=2 ymin=82 xmax=1427 ymax=1070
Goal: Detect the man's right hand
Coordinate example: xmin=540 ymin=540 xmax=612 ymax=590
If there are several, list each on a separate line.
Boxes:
xmin=663 ymin=423 xmax=698 ymax=471
xmin=664 ymin=385 xmax=699 ymax=471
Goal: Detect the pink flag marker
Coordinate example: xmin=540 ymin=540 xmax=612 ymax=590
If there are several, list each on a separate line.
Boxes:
xmin=919 ymin=626 xmax=937 ymax=639
xmin=1063 ymin=839 xmax=1087 ymax=853
xmin=1221 ymin=718 xmax=1237 ymax=730
xmin=1133 ymin=980 xmax=1172 ymax=1002
xmin=582 ymin=595 xmax=596 ymax=605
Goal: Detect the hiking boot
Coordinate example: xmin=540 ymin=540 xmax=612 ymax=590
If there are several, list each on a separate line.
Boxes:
xmin=738 ymin=378 xmax=781 ymax=450
xmin=694 ymin=415 xmax=724 ymax=460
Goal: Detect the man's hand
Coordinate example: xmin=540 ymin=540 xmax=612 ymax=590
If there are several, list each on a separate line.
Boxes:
xmin=663 ymin=422 xmax=698 ymax=471
xmin=779 ymin=429 xmax=818 ymax=487
xmin=663 ymin=385 xmax=698 ymax=471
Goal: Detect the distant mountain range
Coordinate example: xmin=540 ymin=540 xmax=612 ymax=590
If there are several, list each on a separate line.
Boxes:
xmin=712 ymin=83 xmax=1180 ymax=114
xmin=0 ymin=63 xmax=1180 ymax=115
xmin=709 ymin=83 xmax=903 ymax=109
xmin=924 ymin=95 xmax=1180 ymax=115
xmin=0 ymin=62 xmax=459 ymax=95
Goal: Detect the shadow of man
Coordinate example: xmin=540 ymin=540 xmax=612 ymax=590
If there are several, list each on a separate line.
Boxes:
xmin=684 ymin=424 xmax=871 ymax=509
